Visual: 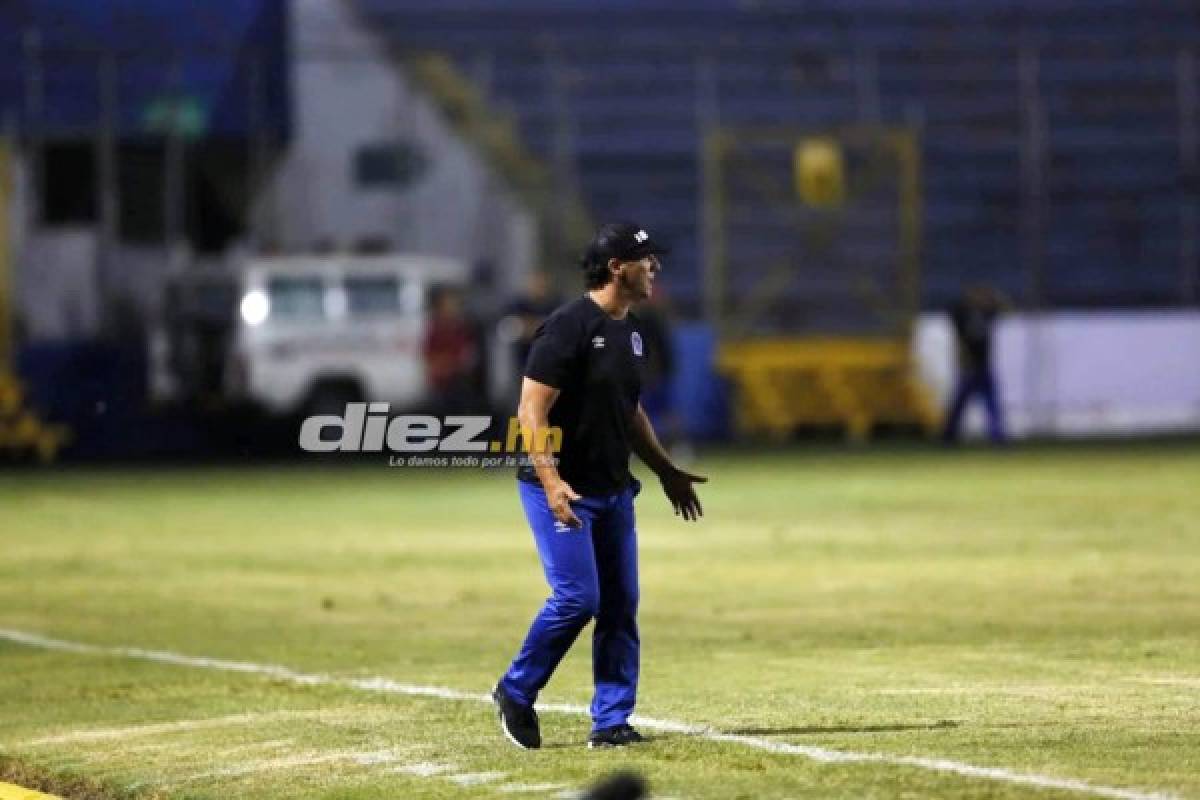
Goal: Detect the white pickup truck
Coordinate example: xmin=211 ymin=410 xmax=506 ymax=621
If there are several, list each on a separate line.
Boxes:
xmin=150 ymin=254 xmax=469 ymax=415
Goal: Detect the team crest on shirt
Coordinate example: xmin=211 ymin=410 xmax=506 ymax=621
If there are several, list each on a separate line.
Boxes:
xmin=631 ymin=331 xmax=643 ymax=356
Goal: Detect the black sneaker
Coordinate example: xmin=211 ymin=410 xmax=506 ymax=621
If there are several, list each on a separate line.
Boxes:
xmin=587 ymin=723 xmax=645 ymax=748
xmin=492 ymin=683 xmax=541 ymax=749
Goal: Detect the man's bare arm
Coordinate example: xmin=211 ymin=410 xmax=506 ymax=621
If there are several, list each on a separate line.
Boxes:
xmin=630 ymin=403 xmax=707 ymax=521
xmin=518 ymin=377 xmax=582 ymax=528
xmin=629 ymin=404 xmax=674 ymax=477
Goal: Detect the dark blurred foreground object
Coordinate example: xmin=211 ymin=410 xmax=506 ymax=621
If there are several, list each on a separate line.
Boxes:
xmin=582 ymin=771 xmax=647 ymax=800
xmin=943 ymin=285 xmax=1009 ymax=445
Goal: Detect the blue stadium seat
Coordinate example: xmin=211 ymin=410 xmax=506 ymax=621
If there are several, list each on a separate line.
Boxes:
xmin=361 ymin=1 xmax=1200 ymax=312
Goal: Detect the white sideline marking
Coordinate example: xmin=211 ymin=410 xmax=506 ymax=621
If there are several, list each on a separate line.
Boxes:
xmin=872 ymin=685 xmax=1103 ymax=695
xmin=24 ymin=711 xmax=323 ymax=746
xmin=447 ymin=772 xmax=507 ymax=786
xmin=391 ymin=762 xmax=457 ymax=777
xmin=220 ymin=739 xmax=296 ymax=754
xmin=354 ymin=751 xmax=405 ymax=766
xmin=177 ymin=749 xmax=400 ymax=782
xmin=497 ymin=782 xmax=571 ymax=793
xmin=1133 ymin=677 xmax=1200 ymax=688
xmin=0 ymin=628 xmax=1176 ymax=800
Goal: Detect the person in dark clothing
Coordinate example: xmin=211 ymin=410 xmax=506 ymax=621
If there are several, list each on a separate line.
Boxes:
xmin=422 ymin=286 xmax=479 ymax=415
xmin=505 ymin=270 xmax=561 ymax=377
xmin=497 ymin=271 xmax=562 ymax=411
xmin=491 ymin=222 xmax=707 ymax=751
xmin=942 ymin=285 xmax=1009 ymax=444
xmin=633 ymin=302 xmax=674 ymax=422
xmin=632 ymin=293 xmax=686 ymax=455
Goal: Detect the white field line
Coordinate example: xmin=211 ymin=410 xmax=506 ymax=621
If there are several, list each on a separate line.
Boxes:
xmin=446 ymin=772 xmax=507 ymax=786
xmin=390 ymin=762 xmax=457 ymax=777
xmin=871 ymin=685 xmax=1104 ymax=695
xmin=107 ymin=738 xmax=294 ymax=762
xmin=212 ymin=739 xmax=297 ymax=758
xmin=496 ymin=782 xmax=571 ymax=793
xmin=96 ymin=741 xmax=185 ymax=755
xmin=1131 ymin=677 xmax=1200 ymax=688
xmin=176 ymin=749 xmax=402 ymax=783
xmin=24 ymin=710 xmax=328 ymax=746
xmin=0 ymin=628 xmax=1177 ymax=800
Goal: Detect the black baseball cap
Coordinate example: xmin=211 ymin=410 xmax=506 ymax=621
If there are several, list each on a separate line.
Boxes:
xmin=580 ymin=222 xmax=670 ymax=269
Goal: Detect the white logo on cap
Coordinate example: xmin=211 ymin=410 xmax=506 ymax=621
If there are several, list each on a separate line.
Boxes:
xmin=634 ymin=230 xmax=649 ymax=243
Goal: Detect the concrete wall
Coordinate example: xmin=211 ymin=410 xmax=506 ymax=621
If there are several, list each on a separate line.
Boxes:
xmin=17 ymin=228 xmax=102 ymax=341
xmin=258 ymin=0 xmax=537 ymax=294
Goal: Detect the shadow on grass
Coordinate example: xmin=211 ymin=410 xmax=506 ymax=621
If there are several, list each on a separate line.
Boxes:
xmin=725 ymin=720 xmax=960 ymax=736
xmin=529 ymin=720 xmax=961 ymax=749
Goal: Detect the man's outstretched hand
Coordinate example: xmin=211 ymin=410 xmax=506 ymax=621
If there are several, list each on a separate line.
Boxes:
xmin=659 ymin=467 xmax=707 ymax=521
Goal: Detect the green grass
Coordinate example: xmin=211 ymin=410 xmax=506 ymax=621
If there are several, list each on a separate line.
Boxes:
xmin=1 ymin=445 xmax=1199 ymax=799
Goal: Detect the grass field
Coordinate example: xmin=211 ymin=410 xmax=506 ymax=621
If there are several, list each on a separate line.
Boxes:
xmin=2 ymin=445 xmax=1199 ymax=799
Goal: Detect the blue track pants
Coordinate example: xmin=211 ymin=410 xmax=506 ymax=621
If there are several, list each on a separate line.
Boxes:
xmin=942 ymin=369 xmax=1007 ymax=444
xmin=499 ymin=480 xmax=640 ymax=732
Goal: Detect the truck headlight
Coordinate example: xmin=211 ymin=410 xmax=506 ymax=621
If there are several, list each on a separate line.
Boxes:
xmin=240 ymin=290 xmax=269 ymax=326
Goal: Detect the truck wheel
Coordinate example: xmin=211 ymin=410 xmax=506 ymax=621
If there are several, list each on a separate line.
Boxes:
xmin=302 ymin=382 xmax=363 ymax=418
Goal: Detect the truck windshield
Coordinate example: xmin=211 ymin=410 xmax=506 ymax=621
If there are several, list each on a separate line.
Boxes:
xmin=344 ymin=276 xmax=401 ymax=315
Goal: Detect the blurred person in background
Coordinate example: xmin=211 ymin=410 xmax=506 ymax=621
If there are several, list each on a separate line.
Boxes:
xmin=505 ymin=270 xmax=561 ymax=373
xmin=466 ymin=259 xmax=503 ymax=412
xmin=635 ymin=288 xmax=691 ymax=460
xmin=423 ymin=286 xmax=480 ymax=415
xmin=942 ymin=285 xmax=1009 ymax=445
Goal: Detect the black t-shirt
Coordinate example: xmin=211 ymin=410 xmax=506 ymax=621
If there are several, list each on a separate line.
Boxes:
xmin=516 ymin=295 xmax=644 ymax=495
xmin=950 ymin=301 xmax=998 ymax=372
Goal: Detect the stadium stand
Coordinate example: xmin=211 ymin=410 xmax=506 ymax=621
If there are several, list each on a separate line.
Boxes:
xmin=353 ymin=0 xmax=1200 ymax=316
xmin=4 ymin=0 xmax=1195 ymax=315
xmin=0 ymin=0 xmax=289 ymax=139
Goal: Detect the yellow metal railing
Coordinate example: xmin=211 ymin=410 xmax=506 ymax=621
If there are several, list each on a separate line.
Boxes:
xmin=704 ymin=125 xmax=935 ymax=440
xmin=716 ymin=338 xmax=941 ymax=442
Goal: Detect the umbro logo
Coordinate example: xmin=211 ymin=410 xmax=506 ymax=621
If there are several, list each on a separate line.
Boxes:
xmin=554 ymin=520 xmax=572 ymax=532
xmin=592 ymin=336 xmax=605 ymax=349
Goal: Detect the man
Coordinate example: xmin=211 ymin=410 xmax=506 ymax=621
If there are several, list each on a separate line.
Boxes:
xmin=498 ymin=270 xmax=562 ymax=409
xmin=422 ymin=286 xmax=479 ymax=415
xmin=942 ymin=285 xmax=1009 ymax=444
xmin=492 ymin=222 xmax=707 ymax=750
xmin=634 ymin=289 xmax=680 ymax=445
xmin=505 ymin=270 xmax=561 ymax=374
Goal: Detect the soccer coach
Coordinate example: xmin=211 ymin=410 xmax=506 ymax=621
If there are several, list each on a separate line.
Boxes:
xmin=492 ymin=222 xmax=707 ymax=749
